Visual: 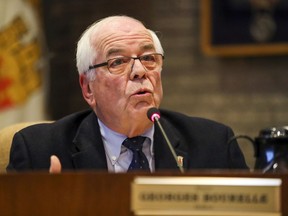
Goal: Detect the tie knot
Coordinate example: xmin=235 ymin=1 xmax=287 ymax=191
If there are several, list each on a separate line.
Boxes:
xmin=123 ymin=136 xmax=146 ymax=152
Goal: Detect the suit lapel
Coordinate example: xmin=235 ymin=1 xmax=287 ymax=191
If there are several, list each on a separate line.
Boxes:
xmin=154 ymin=117 xmax=188 ymax=172
xmin=71 ymin=112 xmax=108 ymax=170
xmin=69 ymin=111 xmax=189 ymax=171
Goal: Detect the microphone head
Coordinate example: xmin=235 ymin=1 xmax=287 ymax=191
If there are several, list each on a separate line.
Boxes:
xmin=147 ymin=107 xmax=161 ymax=122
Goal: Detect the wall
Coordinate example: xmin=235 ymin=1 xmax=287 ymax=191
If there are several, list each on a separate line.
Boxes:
xmin=150 ymin=1 xmax=288 ymax=167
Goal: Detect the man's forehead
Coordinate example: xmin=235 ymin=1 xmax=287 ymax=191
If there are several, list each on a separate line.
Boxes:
xmin=91 ymin=17 xmax=155 ymax=57
xmin=106 ymin=43 xmax=155 ymax=56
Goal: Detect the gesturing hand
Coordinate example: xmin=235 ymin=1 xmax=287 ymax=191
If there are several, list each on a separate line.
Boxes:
xmin=49 ymin=155 xmax=62 ymax=173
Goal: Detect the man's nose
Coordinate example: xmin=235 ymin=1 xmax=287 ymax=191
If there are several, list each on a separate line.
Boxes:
xmin=130 ymin=59 xmax=146 ymax=79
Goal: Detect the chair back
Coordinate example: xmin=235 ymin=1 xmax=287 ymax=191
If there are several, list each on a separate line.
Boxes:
xmin=0 ymin=121 xmax=51 ymax=173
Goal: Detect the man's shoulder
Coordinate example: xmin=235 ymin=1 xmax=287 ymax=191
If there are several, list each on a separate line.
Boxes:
xmin=19 ymin=109 xmax=95 ymax=135
xmin=53 ymin=109 xmax=95 ymax=126
xmin=159 ymin=109 xmax=228 ymax=129
xmin=158 ymin=109 xmax=234 ymax=144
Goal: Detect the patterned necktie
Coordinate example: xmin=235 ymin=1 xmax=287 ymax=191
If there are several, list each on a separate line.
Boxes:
xmin=122 ymin=136 xmax=150 ymax=172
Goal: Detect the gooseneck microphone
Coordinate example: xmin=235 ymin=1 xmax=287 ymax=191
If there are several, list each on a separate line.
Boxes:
xmin=147 ymin=107 xmax=184 ymax=173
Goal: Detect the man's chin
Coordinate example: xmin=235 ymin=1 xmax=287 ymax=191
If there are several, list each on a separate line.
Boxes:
xmin=128 ymin=103 xmax=154 ymax=118
xmin=136 ymin=103 xmax=156 ymax=112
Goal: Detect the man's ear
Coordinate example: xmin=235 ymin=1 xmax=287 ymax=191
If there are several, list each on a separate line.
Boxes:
xmin=79 ymin=74 xmax=96 ymax=106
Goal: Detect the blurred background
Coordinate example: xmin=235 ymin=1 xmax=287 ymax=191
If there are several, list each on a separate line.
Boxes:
xmin=1 ymin=0 xmax=288 ymax=167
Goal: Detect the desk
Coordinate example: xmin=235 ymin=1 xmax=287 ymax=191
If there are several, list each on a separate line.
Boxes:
xmin=0 ymin=171 xmax=287 ymax=216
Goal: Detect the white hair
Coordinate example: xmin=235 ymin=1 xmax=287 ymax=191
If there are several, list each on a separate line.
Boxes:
xmin=76 ymin=15 xmax=164 ymax=80
xmin=148 ymin=29 xmax=164 ymax=55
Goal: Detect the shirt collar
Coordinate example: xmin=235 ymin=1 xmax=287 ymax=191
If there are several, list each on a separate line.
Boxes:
xmin=98 ymin=119 xmax=154 ymax=164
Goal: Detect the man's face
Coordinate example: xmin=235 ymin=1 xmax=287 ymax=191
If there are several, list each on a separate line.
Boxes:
xmin=81 ymin=18 xmax=163 ymax=135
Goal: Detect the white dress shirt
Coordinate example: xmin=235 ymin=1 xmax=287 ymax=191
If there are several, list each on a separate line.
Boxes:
xmin=98 ymin=119 xmax=155 ymax=173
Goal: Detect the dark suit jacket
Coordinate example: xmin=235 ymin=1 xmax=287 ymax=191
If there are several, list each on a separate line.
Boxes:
xmin=7 ymin=109 xmax=248 ymax=171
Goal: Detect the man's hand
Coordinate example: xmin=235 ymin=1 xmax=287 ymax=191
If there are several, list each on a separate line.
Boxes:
xmin=49 ymin=155 xmax=62 ymax=173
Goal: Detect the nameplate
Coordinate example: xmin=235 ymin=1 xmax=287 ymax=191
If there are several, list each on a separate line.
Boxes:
xmin=131 ymin=177 xmax=281 ymax=216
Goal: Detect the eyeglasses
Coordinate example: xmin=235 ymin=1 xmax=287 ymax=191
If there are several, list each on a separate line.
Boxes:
xmin=88 ymin=53 xmax=164 ymax=75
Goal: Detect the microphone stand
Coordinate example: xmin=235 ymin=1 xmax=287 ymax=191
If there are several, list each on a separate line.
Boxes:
xmin=154 ymin=116 xmax=184 ymax=173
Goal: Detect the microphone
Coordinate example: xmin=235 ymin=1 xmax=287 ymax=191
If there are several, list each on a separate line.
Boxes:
xmin=147 ymin=107 xmax=184 ymax=173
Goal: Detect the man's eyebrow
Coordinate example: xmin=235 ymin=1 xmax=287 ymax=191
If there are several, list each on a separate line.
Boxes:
xmin=141 ymin=43 xmax=155 ymax=51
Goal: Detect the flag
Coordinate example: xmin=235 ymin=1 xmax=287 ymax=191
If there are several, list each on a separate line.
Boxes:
xmin=0 ymin=0 xmax=47 ymax=129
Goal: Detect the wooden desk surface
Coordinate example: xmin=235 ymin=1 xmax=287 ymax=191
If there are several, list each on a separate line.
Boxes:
xmin=0 ymin=171 xmax=287 ymax=216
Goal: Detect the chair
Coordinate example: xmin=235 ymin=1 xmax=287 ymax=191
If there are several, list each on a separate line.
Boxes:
xmin=0 ymin=121 xmax=51 ymax=173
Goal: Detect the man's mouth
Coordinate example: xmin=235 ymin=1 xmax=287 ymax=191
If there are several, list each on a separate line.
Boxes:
xmin=137 ymin=90 xmax=147 ymax=95
xmin=134 ymin=88 xmax=152 ymax=95
xmin=133 ymin=89 xmax=152 ymax=95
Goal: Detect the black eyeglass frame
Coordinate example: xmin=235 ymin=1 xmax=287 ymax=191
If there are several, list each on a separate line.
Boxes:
xmin=88 ymin=53 xmax=164 ymax=73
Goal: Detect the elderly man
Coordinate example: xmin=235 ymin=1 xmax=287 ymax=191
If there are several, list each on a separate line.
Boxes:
xmin=7 ymin=15 xmax=247 ymax=172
